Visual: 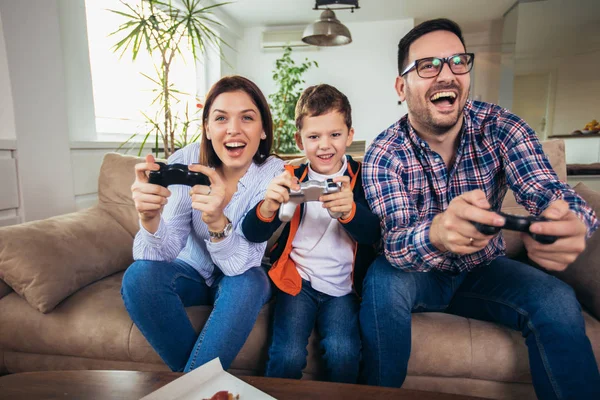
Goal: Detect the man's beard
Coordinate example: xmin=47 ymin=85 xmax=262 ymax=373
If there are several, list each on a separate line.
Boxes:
xmin=425 ymin=106 xmax=462 ymax=136
xmin=406 ymin=85 xmax=466 ymax=136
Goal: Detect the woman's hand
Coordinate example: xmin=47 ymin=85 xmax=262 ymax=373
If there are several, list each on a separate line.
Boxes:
xmin=321 ymin=176 xmax=354 ymax=220
xmin=259 ymin=171 xmax=299 ymax=219
xmin=131 ymin=154 xmax=171 ymax=233
xmin=188 ymin=164 xmax=229 ymax=232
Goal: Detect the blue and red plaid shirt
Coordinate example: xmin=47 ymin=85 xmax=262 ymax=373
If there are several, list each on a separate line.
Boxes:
xmin=363 ymin=100 xmax=598 ymax=273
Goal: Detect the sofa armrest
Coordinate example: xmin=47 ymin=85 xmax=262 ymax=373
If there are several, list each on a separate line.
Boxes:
xmin=553 ymin=183 xmax=600 ymax=320
xmin=0 ymin=206 xmax=134 ymax=313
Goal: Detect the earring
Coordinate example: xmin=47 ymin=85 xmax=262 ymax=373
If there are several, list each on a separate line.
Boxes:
xmin=261 ymin=132 xmax=267 ymax=140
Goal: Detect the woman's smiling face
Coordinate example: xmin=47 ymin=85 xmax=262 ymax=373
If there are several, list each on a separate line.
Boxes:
xmin=205 ymin=90 xmax=264 ymax=173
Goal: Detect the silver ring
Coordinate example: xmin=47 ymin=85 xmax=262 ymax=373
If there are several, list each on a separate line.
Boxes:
xmin=206 ymin=187 xmax=211 ymax=196
xmin=469 ymin=237 xmax=474 ymax=245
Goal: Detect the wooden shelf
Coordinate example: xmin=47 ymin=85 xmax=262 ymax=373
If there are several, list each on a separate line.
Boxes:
xmin=549 ymin=133 xmax=600 ymax=139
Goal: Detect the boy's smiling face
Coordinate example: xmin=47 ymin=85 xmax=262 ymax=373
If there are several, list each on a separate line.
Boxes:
xmin=295 ymin=110 xmax=354 ymax=175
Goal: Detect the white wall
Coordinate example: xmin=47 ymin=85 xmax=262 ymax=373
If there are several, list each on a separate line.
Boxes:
xmin=513 ymin=0 xmax=600 ymax=137
xmin=497 ymin=4 xmax=518 ymax=109
xmin=514 ymin=48 xmax=600 ymax=141
xmin=57 ymin=0 xmax=97 ymax=142
xmin=235 ymin=19 xmax=414 ymax=146
xmin=0 ymin=11 xmax=15 ymax=140
xmin=551 ymin=50 xmax=600 ymax=136
xmin=0 ymin=0 xmax=76 ymax=222
xmin=464 ymin=19 xmax=503 ymax=104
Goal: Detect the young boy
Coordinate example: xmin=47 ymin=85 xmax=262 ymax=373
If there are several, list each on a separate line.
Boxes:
xmin=241 ymin=84 xmax=381 ymax=383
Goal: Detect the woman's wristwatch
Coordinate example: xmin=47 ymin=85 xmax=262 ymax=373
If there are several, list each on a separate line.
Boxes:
xmin=208 ymin=217 xmax=232 ymax=239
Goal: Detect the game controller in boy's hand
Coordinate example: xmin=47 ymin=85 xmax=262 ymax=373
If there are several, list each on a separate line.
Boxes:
xmin=278 ymin=179 xmax=343 ymax=222
xmin=148 ymin=162 xmax=210 ymax=187
xmin=471 ymin=211 xmax=558 ymax=244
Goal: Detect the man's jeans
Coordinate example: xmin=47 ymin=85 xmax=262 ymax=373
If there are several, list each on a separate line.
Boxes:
xmin=359 ymin=255 xmax=600 ymax=400
xmin=121 ymin=259 xmax=271 ymax=372
xmin=266 ymin=280 xmax=361 ymax=383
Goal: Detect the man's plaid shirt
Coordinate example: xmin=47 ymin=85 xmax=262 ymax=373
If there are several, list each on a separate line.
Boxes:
xmin=363 ymin=100 xmax=598 ymax=273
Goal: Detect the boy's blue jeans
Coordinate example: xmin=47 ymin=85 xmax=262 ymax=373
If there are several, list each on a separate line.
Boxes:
xmin=266 ymin=280 xmax=361 ymax=383
xmin=121 ymin=259 xmax=271 ymax=372
xmin=360 ymin=255 xmax=600 ymax=400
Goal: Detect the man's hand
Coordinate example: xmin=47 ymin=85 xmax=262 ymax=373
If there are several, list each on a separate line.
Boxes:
xmin=524 ymin=199 xmax=587 ymax=271
xmin=321 ymin=176 xmax=353 ymax=220
xmin=259 ymin=171 xmax=299 ymax=219
xmin=430 ymin=189 xmax=504 ymax=255
xmin=131 ymin=154 xmax=171 ymax=233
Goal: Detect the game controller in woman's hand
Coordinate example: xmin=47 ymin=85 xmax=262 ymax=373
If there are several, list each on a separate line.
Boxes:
xmin=471 ymin=212 xmax=558 ymax=244
xmin=148 ymin=162 xmax=210 ymax=187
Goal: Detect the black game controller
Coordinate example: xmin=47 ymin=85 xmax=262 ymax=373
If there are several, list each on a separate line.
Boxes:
xmin=472 ymin=212 xmax=558 ymax=245
xmin=148 ymin=162 xmax=210 ymax=187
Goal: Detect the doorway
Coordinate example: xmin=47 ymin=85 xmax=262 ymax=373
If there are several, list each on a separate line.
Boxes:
xmin=512 ymin=73 xmax=555 ymax=139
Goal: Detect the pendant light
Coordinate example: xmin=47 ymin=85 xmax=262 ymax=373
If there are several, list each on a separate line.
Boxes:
xmin=301 ymin=0 xmax=359 ymax=47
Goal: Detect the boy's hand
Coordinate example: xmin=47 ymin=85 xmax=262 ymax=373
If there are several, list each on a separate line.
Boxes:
xmin=260 ymin=171 xmax=299 ymax=219
xmin=320 ymin=176 xmax=354 ymax=220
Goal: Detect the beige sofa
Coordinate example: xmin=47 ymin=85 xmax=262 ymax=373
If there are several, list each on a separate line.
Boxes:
xmin=1 ymin=139 xmax=599 ymax=399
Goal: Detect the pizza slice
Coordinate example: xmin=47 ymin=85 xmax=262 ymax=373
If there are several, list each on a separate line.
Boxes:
xmin=203 ymin=390 xmax=240 ymax=400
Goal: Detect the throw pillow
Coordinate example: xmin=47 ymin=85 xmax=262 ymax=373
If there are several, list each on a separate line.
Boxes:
xmin=0 ymin=207 xmax=134 ymax=313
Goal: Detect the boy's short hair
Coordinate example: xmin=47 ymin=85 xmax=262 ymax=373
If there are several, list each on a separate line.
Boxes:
xmin=295 ymin=84 xmax=352 ymax=132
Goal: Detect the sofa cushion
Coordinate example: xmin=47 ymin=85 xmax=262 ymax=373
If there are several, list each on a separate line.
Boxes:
xmin=0 ymin=271 xmax=275 ymax=376
xmin=0 ymin=207 xmax=134 ymax=313
xmin=553 ymin=182 xmax=600 ymax=320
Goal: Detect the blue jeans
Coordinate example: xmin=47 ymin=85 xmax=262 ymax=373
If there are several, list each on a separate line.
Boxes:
xmin=360 ymin=255 xmax=600 ymax=400
xmin=121 ymin=259 xmax=271 ymax=372
xmin=266 ymin=280 xmax=361 ymax=383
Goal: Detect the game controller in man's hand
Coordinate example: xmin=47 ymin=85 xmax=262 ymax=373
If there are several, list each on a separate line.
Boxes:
xmin=148 ymin=162 xmax=210 ymax=187
xmin=278 ymin=179 xmax=343 ymax=222
xmin=471 ymin=211 xmax=558 ymax=244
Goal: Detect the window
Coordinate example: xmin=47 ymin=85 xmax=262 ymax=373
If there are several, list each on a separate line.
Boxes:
xmin=85 ymin=0 xmax=206 ymax=141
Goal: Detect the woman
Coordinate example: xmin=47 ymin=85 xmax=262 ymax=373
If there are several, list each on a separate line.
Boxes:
xmin=121 ymin=76 xmax=284 ymax=372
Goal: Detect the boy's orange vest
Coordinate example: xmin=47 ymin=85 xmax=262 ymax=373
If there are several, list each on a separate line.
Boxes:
xmin=268 ymin=163 xmax=361 ymax=295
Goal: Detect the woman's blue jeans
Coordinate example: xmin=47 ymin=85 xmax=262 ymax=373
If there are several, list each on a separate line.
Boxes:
xmin=359 ymin=255 xmax=600 ymax=400
xmin=121 ymin=259 xmax=271 ymax=372
xmin=266 ymin=280 xmax=361 ymax=383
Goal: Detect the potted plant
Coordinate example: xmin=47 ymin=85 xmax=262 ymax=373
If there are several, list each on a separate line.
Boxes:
xmin=269 ymin=46 xmax=318 ymax=154
xmin=109 ymin=0 xmax=229 ymax=157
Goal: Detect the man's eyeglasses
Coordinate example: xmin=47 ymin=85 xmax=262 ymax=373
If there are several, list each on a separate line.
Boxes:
xmin=401 ymin=53 xmax=475 ymax=78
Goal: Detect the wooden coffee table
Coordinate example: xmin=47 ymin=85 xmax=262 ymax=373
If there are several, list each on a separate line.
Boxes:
xmin=0 ymin=370 xmax=486 ymax=399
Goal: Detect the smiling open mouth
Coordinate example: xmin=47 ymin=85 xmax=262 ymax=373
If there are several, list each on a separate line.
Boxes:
xmin=225 ymin=142 xmax=246 ymax=150
xmin=317 ymin=154 xmax=334 ymax=160
xmin=430 ymin=91 xmax=457 ymax=106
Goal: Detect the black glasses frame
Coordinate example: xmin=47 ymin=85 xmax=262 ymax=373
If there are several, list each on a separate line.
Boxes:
xmin=401 ymin=53 xmax=475 ymax=78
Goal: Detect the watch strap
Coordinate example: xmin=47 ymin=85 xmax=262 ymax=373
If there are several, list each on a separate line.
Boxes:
xmin=208 ymin=217 xmax=232 ymax=239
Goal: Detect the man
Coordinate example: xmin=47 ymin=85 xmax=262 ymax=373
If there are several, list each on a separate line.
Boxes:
xmin=360 ymin=18 xmax=600 ymax=400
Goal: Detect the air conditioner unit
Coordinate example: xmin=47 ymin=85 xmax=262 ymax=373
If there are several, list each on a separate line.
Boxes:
xmin=260 ymin=28 xmax=313 ymax=50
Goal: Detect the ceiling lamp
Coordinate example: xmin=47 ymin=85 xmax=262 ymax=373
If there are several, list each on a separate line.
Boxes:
xmin=301 ymin=0 xmax=359 ymax=47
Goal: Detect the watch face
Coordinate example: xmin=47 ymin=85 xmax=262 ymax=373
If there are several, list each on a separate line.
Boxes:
xmin=209 ymin=222 xmax=233 ymax=238
xmin=223 ymin=222 xmax=233 ymax=237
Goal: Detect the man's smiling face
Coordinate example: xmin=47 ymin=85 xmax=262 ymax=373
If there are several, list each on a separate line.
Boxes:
xmin=396 ymin=30 xmax=471 ymax=136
